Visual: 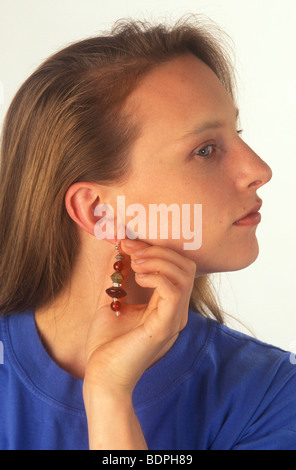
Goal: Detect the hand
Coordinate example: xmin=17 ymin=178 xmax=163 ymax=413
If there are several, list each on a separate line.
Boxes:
xmin=84 ymin=238 xmax=196 ymax=393
xmin=83 ymin=239 xmax=196 ymax=449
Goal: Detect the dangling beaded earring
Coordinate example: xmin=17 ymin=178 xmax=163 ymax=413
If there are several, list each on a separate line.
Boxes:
xmin=105 ymin=243 xmax=127 ymax=316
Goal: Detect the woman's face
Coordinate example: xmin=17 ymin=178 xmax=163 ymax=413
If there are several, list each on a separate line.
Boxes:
xmin=115 ymin=54 xmax=272 ymax=275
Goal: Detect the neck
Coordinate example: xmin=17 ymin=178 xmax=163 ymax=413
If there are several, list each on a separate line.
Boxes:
xmin=35 ymin=235 xmax=153 ymax=379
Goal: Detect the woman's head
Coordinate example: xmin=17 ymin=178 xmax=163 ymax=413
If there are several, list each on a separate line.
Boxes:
xmin=0 ymin=16 xmax=270 ymax=319
xmin=106 ymin=54 xmax=271 ymax=273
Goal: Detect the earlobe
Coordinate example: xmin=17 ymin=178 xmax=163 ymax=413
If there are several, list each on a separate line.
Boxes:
xmin=65 ymin=182 xmax=100 ymax=236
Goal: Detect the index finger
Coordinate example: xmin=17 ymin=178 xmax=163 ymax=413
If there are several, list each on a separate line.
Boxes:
xmin=121 ymin=239 xmax=196 ymax=277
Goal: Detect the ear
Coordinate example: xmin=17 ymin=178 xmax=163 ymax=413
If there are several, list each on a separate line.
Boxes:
xmin=65 ymin=182 xmax=117 ymax=244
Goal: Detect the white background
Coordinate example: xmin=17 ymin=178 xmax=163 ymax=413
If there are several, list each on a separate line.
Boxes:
xmin=1 ymin=0 xmax=295 ymax=350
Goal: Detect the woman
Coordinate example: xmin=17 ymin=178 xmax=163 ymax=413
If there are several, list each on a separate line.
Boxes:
xmin=0 ymin=17 xmax=295 ymax=450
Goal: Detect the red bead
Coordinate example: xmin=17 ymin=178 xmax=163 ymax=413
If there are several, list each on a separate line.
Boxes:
xmin=105 ymin=287 xmax=127 ymax=298
xmin=111 ymin=300 xmax=121 ymax=311
xmin=113 ymin=261 xmax=123 ymax=271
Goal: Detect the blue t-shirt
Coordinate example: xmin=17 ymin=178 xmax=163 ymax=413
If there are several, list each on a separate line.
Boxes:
xmin=1 ymin=309 xmax=296 ymax=450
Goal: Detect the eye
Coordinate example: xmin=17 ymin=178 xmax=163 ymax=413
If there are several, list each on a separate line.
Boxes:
xmin=237 ymin=129 xmax=243 ymax=137
xmin=195 ymin=144 xmax=216 ymax=157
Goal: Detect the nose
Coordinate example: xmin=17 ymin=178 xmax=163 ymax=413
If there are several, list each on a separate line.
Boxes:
xmin=233 ymin=141 xmax=272 ymax=191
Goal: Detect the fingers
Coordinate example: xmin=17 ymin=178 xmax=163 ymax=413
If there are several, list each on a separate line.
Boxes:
xmin=134 ymin=271 xmax=190 ymax=341
xmin=133 ymin=258 xmax=193 ymax=291
xmin=121 ymin=239 xmax=195 ymax=337
xmin=121 ymin=239 xmax=197 ymax=277
xmin=98 ymin=238 xmax=195 ymax=333
xmin=121 ymin=238 xmax=196 ymax=301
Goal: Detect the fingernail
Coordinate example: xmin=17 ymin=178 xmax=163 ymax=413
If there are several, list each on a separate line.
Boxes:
xmin=122 ymin=239 xmax=137 ymax=247
xmin=132 ymin=258 xmax=146 ymax=264
xmin=133 ymin=249 xmax=147 ymax=257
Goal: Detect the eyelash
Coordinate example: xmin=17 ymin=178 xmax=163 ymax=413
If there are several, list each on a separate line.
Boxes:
xmin=194 ymin=129 xmax=243 ymax=158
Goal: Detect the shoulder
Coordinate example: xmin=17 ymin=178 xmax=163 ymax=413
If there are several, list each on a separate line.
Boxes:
xmin=209 ymin=315 xmax=293 ymax=367
xmin=190 ymin=312 xmax=296 ymax=449
xmin=164 ymin=309 xmax=296 ymax=393
xmin=193 ymin=311 xmax=296 ymax=386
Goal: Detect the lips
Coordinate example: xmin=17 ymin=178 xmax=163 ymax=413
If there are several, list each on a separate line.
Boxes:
xmin=233 ymin=201 xmax=262 ymax=226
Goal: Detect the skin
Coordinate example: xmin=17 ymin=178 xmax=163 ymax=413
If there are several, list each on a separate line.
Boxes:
xmin=35 ymin=54 xmax=272 ymax=449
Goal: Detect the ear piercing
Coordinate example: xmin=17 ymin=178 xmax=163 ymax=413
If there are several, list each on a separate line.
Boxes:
xmin=105 ymin=243 xmax=127 ymax=316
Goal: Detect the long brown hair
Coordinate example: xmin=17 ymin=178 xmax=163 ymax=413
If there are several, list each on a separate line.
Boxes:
xmin=0 ymin=16 xmax=235 ymax=321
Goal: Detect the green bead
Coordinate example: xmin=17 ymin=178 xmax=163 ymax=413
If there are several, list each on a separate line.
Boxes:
xmin=111 ymin=271 xmax=124 ymax=283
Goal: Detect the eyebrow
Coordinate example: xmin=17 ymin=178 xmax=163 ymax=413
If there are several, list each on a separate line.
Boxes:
xmin=180 ymin=108 xmax=240 ymax=140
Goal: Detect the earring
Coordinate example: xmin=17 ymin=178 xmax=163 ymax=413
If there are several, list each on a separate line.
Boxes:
xmin=105 ymin=243 xmax=127 ymax=316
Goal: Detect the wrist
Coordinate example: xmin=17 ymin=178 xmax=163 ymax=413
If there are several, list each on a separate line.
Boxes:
xmin=83 ymin=379 xmax=133 ymax=412
xmin=82 ymin=380 xmax=147 ymax=450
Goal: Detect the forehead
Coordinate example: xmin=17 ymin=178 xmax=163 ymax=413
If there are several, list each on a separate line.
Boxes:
xmin=126 ymin=54 xmax=236 ymax=134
